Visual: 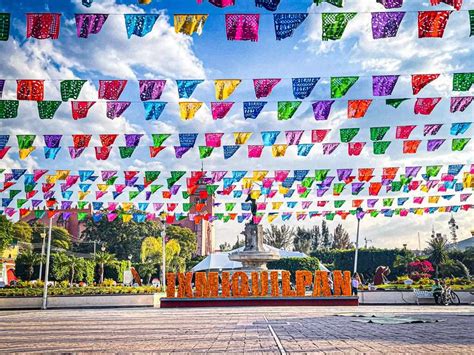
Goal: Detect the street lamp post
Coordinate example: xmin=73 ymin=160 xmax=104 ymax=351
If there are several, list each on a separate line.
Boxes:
xmin=41 ymin=198 xmax=56 ymax=310
xmin=38 ymin=227 xmax=46 ymax=280
xmin=161 ymin=223 xmax=166 ymax=290
xmin=353 ymin=207 xmax=364 ymax=275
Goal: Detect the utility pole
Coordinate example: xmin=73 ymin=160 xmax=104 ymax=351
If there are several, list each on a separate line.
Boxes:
xmin=42 ymin=198 xmax=56 ymax=310
xmin=38 ymin=226 xmax=46 ymax=280
xmin=353 ymin=208 xmax=363 ymax=274
xmin=161 ymin=220 xmax=166 ymax=289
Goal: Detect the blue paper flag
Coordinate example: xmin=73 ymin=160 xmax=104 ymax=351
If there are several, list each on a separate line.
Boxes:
xmin=292 ymin=77 xmax=319 ymax=99
xmin=176 ymin=80 xmax=204 ymax=99
xmin=273 ymin=13 xmax=308 ymax=40
xmin=243 ymin=101 xmax=267 ymax=119
xmin=144 ymin=102 xmax=167 ymax=120
xmin=124 ymin=14 xmax=159 ymax=38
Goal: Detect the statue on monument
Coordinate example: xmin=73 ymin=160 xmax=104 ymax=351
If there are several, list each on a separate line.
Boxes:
xmin=245 ymin=193 xmax=258 ymax=222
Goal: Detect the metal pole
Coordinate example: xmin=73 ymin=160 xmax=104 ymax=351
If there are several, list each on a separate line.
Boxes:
xmin=41 ymin=216 xmax=53 ymax=310
xmin=38 ymin=230 xmax=46 ymax=280
xmin=161 ymin=222 xmax=166 ymax=289
xmin=353 ymin=218 xmax=360 ymax=274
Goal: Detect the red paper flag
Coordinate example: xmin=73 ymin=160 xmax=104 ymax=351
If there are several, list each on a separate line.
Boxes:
xmin=100 ymin=134 xmax=118 ymax=147
xmin=411 ymin=74 xmax=440 ymax=94
xmin=414 ymin=97 xmax=441 ymax=115
xmin=403 ymin=140 xmax=422 ymax=154
xmin=72 ymin=134 xmax=92 ymax=149
xmin=26 ymin=13 xmax=61 ymax=39
xmin=71 ymin=101 xmax=95 ymax=119
xmin=347 ymin=100 xmax=372 ymax=118
xmin=418 ymin=11 xmax=451 ymax=38
xmin=17 ymin=80 xmax=44 ymax=101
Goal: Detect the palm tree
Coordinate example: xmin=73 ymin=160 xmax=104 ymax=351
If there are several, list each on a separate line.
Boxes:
xmin=18 ymin=249 xmax=42 ymax=280
xmin=426 ymin=234 xmax=449 ymax=277
xmin=95 ymin=251 xmax=116 ymax=284
xmin=68 ymin=256 xmax=81 ymax=286
xmin=139 ymin=261 xmax=157 ymax=285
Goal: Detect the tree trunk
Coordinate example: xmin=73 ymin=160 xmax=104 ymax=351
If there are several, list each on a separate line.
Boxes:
xmin=70 ymin=267 xmax=75 ymax=287
xmin=27 ymin=266 xmax=33 ymax=280
xmin=100 ymin=263 xmax=104 ymax=284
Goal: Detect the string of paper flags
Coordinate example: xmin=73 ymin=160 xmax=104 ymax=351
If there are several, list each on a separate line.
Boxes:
xmin=0 ymin=8 xmax=473 ymax=43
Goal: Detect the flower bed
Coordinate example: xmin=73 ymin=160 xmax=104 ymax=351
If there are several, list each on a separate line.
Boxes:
xmin=0 ymin=285 xmax=162 ymax=297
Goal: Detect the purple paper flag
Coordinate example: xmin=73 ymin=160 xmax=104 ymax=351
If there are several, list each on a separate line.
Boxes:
xmin=174 ymin=146 xmax=192 ymax=158
xmin=371 ymin=12 xmax=405 ymax=39
xmin=323 ymin=143 xmax=339 ymax=155
xmin=377 ymin=0 xmax=403 ymax=9
xmin=316 ymin=188 xmax=328 ymax=197
xmin=367 ymin=199 xmax=378 ymax=208
xmin=285 ymin=130 xmax=304 ymax=145
xmin=139 ymin=80 xmax=166 ymax=101
xmin=423 ymin=124 xmax=442 ymax=136
xmin=427 ymin=139 xmax=445 ymax=151
xmin=321 ymin=176 xmax=335 ymax=188
xmin=405 ymin=166 xmax=421 ymax=178
xmin=352 ymin=182 xmax=365 ymax=195
xmin=32 ymin=200 xmax=42 ymax=208
xmin=43 ymin=134 xmax=62 ymax=148
xmin=69 ymin=147 xmax=85 ymax=158
xmin=312 ymin=100 xmax=334 ymax=120
xmin=450 ymin=96 xmax=473 ymax=113
xmin=106 ymin=101 xmax=131 ymax=119
xmin=337 ymin=169 xmax=353 ymax=181
xmin=372 ymin=75 xmax=399 ymax=96
xmin=0 ymin=80 xmax=4 ymax=98
xmin=75 ymin=14 xmax=108 ymax=38
xmin=125 ymin=134 xmax=143 ymax=147
xmin=61 ymin=201 xmax=72 ymax=209
xmin=170 ymin=184 xmax=180 ymax=195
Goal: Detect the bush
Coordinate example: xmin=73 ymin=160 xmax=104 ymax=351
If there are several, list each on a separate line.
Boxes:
xmin=102 ymin=278 xmax=116 ymax=287
xmin=439 ymin=259 xmax=470 ymax=279
xmin=267 ymin=257 xmax=320 ymax=282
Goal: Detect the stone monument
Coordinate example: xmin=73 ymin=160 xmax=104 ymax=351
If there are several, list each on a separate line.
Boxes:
xmin=228 ymin=195 xmax=280 ymax=270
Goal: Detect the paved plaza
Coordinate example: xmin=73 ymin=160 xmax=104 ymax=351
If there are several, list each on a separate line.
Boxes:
xmin=0 ymin=305 xmax=473 ymax=353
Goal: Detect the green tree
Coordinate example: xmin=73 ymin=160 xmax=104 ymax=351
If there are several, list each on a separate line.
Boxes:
xmin=331 ymin=224 xmax=352 ymax=249
xmin=51 ymin=252 xmax=71 ymax=282
xmin=219 ymin=242 xmax=231 ymax=251
xmin=165 ymin=225 xmax=197 ymax=264
xmin=13 ymin=221 xmax=33 ymax=244
xmin=321 ymin=221 xmax=332 ymax=249
xmin=95 ymin=251 xmax=117 ymax=284
xmin=426 ymin=233 xmax=449 ymax=277
xmin=268 ymin=257 xmax=320 ymax=282
xmin=293 ymin=227 xmax=312 ymax=254
xmin=264 ymin=225 xmax=294 ymax=249
xmin=139 ymin=261 xmax=158 ymax=285
xmin=140 ymin=236 xmax=183 ymax=273
xmin=232 ymin=237 xmax=245 ymax=250
xmin=16 ymin=249 xmax=42 ymax=280
xmin=0 ymin=215 xmax=14 ymax=253
xmin=31 ymin=223 xmax=72 ymax=251
xmin=311 ymin=225 xmax=321 ymax=250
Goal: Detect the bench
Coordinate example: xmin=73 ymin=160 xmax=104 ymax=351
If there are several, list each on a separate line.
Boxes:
xmin=413 ymin=289 xmax=433 ymax=305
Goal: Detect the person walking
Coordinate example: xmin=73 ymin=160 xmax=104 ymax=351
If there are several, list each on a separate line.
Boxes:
xmin=351 ymin=273 xmax=360 ymax=296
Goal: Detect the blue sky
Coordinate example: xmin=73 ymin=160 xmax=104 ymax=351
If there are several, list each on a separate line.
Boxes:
xmin=1 ymin=0 xmax=473 ymax=250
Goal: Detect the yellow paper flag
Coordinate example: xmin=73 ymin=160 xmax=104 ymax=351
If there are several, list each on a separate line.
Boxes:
xmin=174 ymin=14 xmax=208 ymax=35
xmin=78 ymin=191 xmax=90 ymax=200
xmin=179 ymin=102 xmax=203 ymax=120
xmin=267 ymin=214 xmax=278 ymax=223
xmin=272 ymin=202 xmax=283 ymax=210
xmin=55 ymin=170 xmax=70 ymax=180
xmin=252 ymin=170 xmax=268 ymax=181
xmin=272 ymin=144 xmax=288 ymax=157
xmin=122 ymin=202 xmax=134 ymax=211
xmin=19 ymin=147 xmax=35 ymax=160
xmin=215 ymin=79 xmax=241 ymax=100
xmin=250 ymin=190 xmax=261 ymax=199
xmin=122 ymin=214 xmax=133 ymax=223
xmin=428 ymin=196 xmax=440 ymax=203
xmin=234 ymin=132 xmax=252 ymax=145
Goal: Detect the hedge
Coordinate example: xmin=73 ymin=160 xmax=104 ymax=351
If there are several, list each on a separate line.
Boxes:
xmin=267 ymin=257 xmax=320 ymax=282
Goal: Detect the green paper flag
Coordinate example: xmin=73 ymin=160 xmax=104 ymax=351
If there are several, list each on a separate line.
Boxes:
xmin=105 ymin=176 xmax=118 ymax=185
xmin=339 ymin=128 xmax=359 ymax=143
xmin=182 ymin=192 xmax=190 ymax=199
xmin=9 ymin=190 xmax=20 ymax=199
xmin=370 ymin=127 xmax=390 ymax=141
xmin=453 ymin=73 xmax=474 ymax=91
xmin=206 ymin=185 xmax=219 ymax=195
xmin=278 ymin=101 xmax=301 ymax=120
xmin=144 ymin=171 xmax=160 ymax=184
xmin=77 ymin=201 xmax=88 ymax=209
xmin=373 ymin=141 xmax=391 ymax=155
xmin=452 ymin=138 xmax=470 ymax=151
xmin=129 ymin=191 xmax=140 ymax=200
xmin=199 ymin=146 xmax=213 ymax=159
xmin=223 ymin=216 xmax=231 ymax=223
xmin=35 ymin=210 xmax=46 ymax=219
xmin=314 ymin=0 xmax=343 ymax=7
xmin=167 ymin=171 xmax=186 ymax=189
xmin=17 ymin=135 xmax=36 ymax=149
xmin=119 ymin=146 xmax=136 ymax=158
xmin=37 ymin=101 xmax=61 ymax=119
xmin=426 ymin=165 xmax=442 ymax=177
xmin=370 ymin=210 xmax=379 ymax=217
xmin=225 ymin=203 xmax=236 ymax=212
xmin=150 ymin=185 xmax=162 ymax=193
xmin=383 ymin=198 xmax=394 ymax=207
xmin=386 ymin=98 xmax=409 ymax=108
xmin=325 ymin=213 xmax=335 ymax=221
xmin=151 ymin=133 xmax=171 ymax=147
xmin=0 ymin=100 xmax=19 ymax=118
xmin=214 ymin=213 xmax=224 ymax=220
xmin=302 ymin=177 xmax=315 ymax=188
xmin=322 ymin=13 xmax=356 ymax=41
xmin=315 ymin=169 xmax=330 ymax=181
xmin=333 ymin=183 xmax=345 ymax=194
xmin=334 ymin=200 xmax=345 ymax=208
xmin=60 ymin=80 xmax=86 ymax=101
xmin=16 ymin=199 xmax=27 ymax=208
xmin=391 ymin=181 xmax=402 ymax=192
xmin=299 ymin=190 xmax=311 ymax=198
xmin=0 ymin=13 xmax=10 ymax=41
xmin=183 ymin=203 xmax=192 ymax=212
xmin=25 ymin=184 xmax=35 ymax=193
xmin=331 ymin=76 xmax=358 ymax=98
xmin=469 ymin=10 xmax=474 ymax=37
xmin=77 ymin=212 xmax=88 ymax=221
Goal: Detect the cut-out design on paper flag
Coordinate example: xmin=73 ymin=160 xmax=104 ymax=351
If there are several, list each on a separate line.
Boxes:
xmin=427 ymin=139 xmax=445 ymax=152
xmin=451 ymin=122 xmax=471 ymax=135
xmin=234 ymin=132 xmax=252 ymax=145
xmin=414 ymin=97 xmax=441 ymax=115
xmin=372 ymin=75 xmax=399 ymax=96
xmin=278 ymin=101 xmax=301 ymax=120
xmin=71 ymin=101 xmax=95 ymax=120
xmin=297 ymin=144 xmax=314 ymax=156
xmin=19 ymin=147 xmax=36 ymax=160
xmin=373 ymin=141 xmax=391 ymax=155
xmin=199 ymin=146 xmax=214 ymax=159
xmin=44 ymin=147 xmax=61 ymax=160
xmin=75 ymin=14 xmax=108 ymax=38
xmin=17 ymin=135 xmax=35 ymax=149
xmin=322 ymin=12 xmax=356 ymax=41
xmin=314 ymin=0 xmax=343 ymax=7
xmin=418 ymin=11 xmax=451 ymax=38
xmin=124 ymin=14 xmax=159 ymax=38
xmin=179 ymin=102 xmax=203 ymax=120
xmin=211 ymin=102 xmax=234 ymax=119
xmin=348 ymin=100 xmax=372 ymax=118
xmin=396 ymin=125 xmax=416 ymax=139
xmin=311 ymin=129 xmax=330 ymax=143
xmin=470 ymin=10 xmax=474 ymax=36
xmin=292 ymin=77 xmax=319 ymax=99
xmin=377 ymin=0 xmax=403 ymax=9
xmin=174 ymin=14 xmax=208 ymax=35
xmin=124 ymin=134 xmax=143 ymax=147
xmin=174 ymin=146 xmax=192 ymax=159
xmin=144 ymin=102 xmax=167 ymax=120
xmin=256 ymin=0 xmax=281 ymax=11
xmin=151 ymin=133 xmax=170 ymax=147
xmin=261 ymin=131 xmax=280 ymax=146
xmin=272 ymin=144 xmax=287 ymax=157
xmin=430 ymin=0 xmax=463 ymax=11
xmin=0 ymin=13 xmax=10 ymax=41
xmin=17 ymin=80 xmax=44 ymax=101
xmin=244 ymin=101 xmax=267 ymax=119
xmin=323 ymin=143 xmax=339 ymax=155
xmin=248 ymin=145 xmax=264 ymax=158
xmin=149 ymin=146 xmax=166 ymax=157
xmin=95 ymin=146 xmax=112 ymax=160
xmin=403 ymin=140 xmax=421 ymax=154
xmin=386 ymin=98 xmax=409 ymax=108
xmin=215 ymin=79 xmax=241 ymax=100
xmin=106 ymin=101 xmax=131 ymax=119
xmin=37 ymin=101 xmax=61 ymax=119
xmin=348 ymin=142 xmax=365 ymax=156
xmin=223 ymin=145 xmax=240 ymax=159
xmin=254 ymin=79 xmax=281 ymax=99
xmin=73 ymin=134 xmax=91 ymax=148
xmin=423 ymin=124 xmax=442 ymax=136
xmin=273 ymin=13 xmax=308 ymax=40
xmin=26 ymin=13 xmax=61 ymax=39
xmin=312 ymin=100 xmax=334 ymax=120
xmin=370 ymin=127 xmax=390 ymax=141
xmin=139 ymin=80 xmax=166 ymax=101
xmin=450 ymin=96 xmax=473 ymax=112
xmin=44 ymin=135 xmax=62 ymax=148
xmin=225 ymin=14 xmax=260 ymax=41
xmin=60 ymin=80 xmax=86 ymax=101
xmin=119 ymin=146 xmax=136 ymax=159
xmin=412 ymin=74 xmax=440 ymax=95
xmin=453 ymin=73 xmax=474 ymax=91
xmin=98 ymin=80 xmax=127 ymax=100
xmin=179 ymin=133 xmax=198 ymax=147
xmin=340 ymin=128 xmax=359 ymax=143
xmin=452 ymin=138 xmax=470 ymax=151
xmin=82 ymin=0 xmax=93 ymax=7
xmin=285 ymin=130 xmax=304 ymax=145
xmin=176 ymin=80 xmax=203 ymax=99
xmin=205 ymin=133 xmax=224 ymax=147
xmin=331 ymin=76 xmax=358 ymax=98
xmin=0 ymin=100 xmax=19 ymax=119
xmin=371 ymin=12 xmax=405 ymax=39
